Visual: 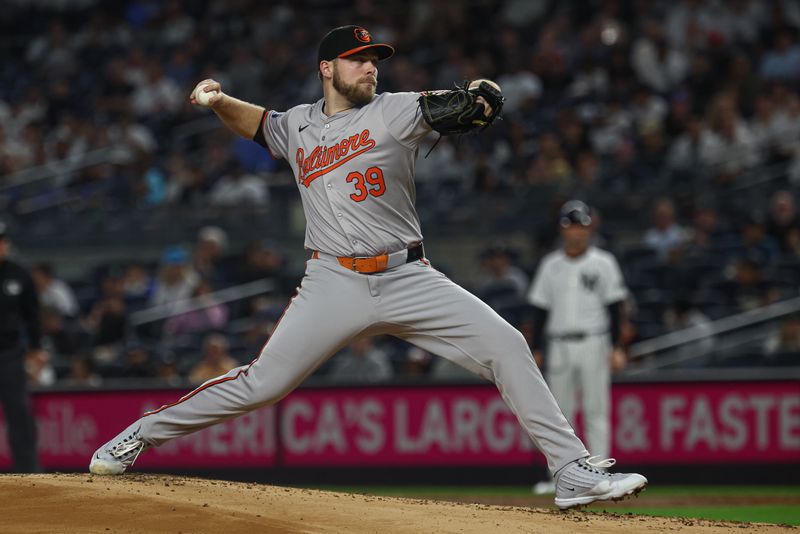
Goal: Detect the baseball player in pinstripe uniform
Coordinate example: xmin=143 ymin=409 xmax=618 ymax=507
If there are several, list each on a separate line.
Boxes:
xmin=528 ymin=200 xmax=628 ymax=494
xmin=90 ymin=26 xmax=646 ymax=509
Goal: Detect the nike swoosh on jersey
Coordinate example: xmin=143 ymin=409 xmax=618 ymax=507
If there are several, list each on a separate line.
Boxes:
xmin=299 ymin=124 xmax=310 ymax=132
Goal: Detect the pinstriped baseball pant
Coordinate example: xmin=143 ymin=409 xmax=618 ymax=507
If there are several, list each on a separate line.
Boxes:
xmin=546 ymin=335 xmax=612 ymax=459
xmin=132 ymin=256 xmax=589 ymax=474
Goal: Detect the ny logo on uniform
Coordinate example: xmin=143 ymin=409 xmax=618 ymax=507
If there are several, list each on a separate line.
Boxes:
xmin=581 ymin=273 xmax=598 ymax=292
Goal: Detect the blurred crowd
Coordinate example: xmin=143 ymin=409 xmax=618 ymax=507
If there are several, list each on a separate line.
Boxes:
xmin=2 ymin=0 xmax=800 ymax=209
xmin=1 ymin=0 xmax=800 ymax=384
xmin=22 ymin=181 xmax=800 ymax=387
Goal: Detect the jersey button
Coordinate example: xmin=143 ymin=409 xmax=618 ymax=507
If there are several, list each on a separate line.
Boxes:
xmin=327 ymin=184 xmax=332 ymax=189
xmin=324 ymin=124 xmax=330 ymax=129
xmin=337 ymin=213 xmax=342 ymax=217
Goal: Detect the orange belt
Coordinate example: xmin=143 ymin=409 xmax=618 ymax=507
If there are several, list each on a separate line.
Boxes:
xmin=312 ymin=244 xmax=424 ymax=274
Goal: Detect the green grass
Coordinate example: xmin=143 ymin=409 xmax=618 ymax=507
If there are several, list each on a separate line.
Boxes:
xmin=304 ymin=485 xmax=800 ymax=526
xmin=602 ymin=505 xmax=800 ymax=526
xmin=628 ymin=485 xmax=800 ymax=497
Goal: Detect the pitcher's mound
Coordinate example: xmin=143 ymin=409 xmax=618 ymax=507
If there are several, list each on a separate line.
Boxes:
xmin=0 ymin=474 xmax=785 ymax=533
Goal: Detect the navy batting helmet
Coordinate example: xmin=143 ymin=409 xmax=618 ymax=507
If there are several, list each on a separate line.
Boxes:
xmin=559 ymin=200 xmax=592 ymax=228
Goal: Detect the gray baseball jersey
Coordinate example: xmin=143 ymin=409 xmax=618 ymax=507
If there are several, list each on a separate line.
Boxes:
xmin=259 ymin=93 xmax=430 ymax=256
xmin=528 ymin=246 xmax=628 ymax=335
xmin=92 ymin=90 xmax=592 ymax=477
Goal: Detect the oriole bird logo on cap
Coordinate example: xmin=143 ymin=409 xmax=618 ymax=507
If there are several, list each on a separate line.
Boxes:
xmin=354 ymin=27 xmax=371 ymax=43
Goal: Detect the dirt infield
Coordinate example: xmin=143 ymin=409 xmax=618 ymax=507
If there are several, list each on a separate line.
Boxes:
xmin=0 ymin=474 xmax=792 ymax=533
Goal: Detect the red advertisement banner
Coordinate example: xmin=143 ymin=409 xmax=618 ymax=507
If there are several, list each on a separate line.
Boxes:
xmin=279 ymin=388 xmax=536 ymax=466
xmin=611 ymin=382 xmax=800 ymax=463
xmin=0 ymin=391 xmax=277 ymax=470
xmin=0 ymin=381 xmax=797 ymax=469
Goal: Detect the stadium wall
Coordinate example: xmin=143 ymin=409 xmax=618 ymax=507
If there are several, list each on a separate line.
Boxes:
xmin=1 ymin=374 xmax=797 ymax=485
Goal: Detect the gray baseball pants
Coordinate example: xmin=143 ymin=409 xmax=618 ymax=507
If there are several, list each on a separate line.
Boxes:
xmin=135 ymin=256 xmax=589 ymax=474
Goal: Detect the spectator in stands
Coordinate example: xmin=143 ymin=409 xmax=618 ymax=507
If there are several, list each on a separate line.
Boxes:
xmin=236 ymin=239 xmax=286 ymax=284
xmin=25 ymin=348 xmax=55 ymax=387
xmin=631 ymin=19 xmax=688 ymax=93
xmin=683 ymin=203 xmax=733 ymax=259
xmin=189 ymin=333 xmax=238 ymax=385
xmin=558 ymin=111 xmax=590 ymax=166
xmin=40 ymin=306 xmax=83 ymax=360
xmin=80 ymin=268 xmax=128 ymax=363
xmin=764 ymin=313 xmax=800 ymax=358
xmin=629 ymin=85 xmax=668 ymax=134
xmin=150 ymin=246 xmax=199 ymax=315
xmin=759 ymin=29 xmax=800 ymax=82
xmin=327 ymin=338 xmax=393 ymax=384
xmin=786 ymin=228 xmax=800 ymax=259
xmin=766 ymin=190 xmax=800 ymax=254
xmin=242 ymin=308 xmax=279 ymax=358
xmin=399 ymin=346 xmax=432 ymax=378
xmin=99 ymin=59 xmax=135 ymax=117
xmin=84 ymin=293 xmax=127 ymax=363
xmin=156 ymin=354 xmax=182 ymax=386
xmin=684 ymin=56 xmax=718 ymax=109
xmin=30 ymin=262 xmax=78 ymax=318
xmin=751 ymin=94 xmax=785 ymax=164
xmin=666 ymin=115 xmax=720 ymax=179
xmin=495 ymin=55 xmax=542 ymax=113
xmin=524 ymin=132 xmax=571 ymax=185
xmin=163 ymin=279 xmax=229 ymax=336
xmin=131 ymin=61 xmax=182 ymax=118
xmin=633 ymin=122 xmax=669 ymax=182
xmin=590 ymin=98 xmax=632 ymax=157
xmin=192 ymin=226 xmax=229 ymax=285
xmin=0 ymin=124 xmax=27 ymax=174
xmin=723 ymin=255 xmax=779 ymax=312
xmin=209 ymin=164 xmax=270 ymax=208
xmin=121 ymin=342 xmax=157 ymax=379
xmin=662 ymin=298 xmax=715 ymax=366
xmin=705 ymin=92 xmax=760 ymax=183
xmin=725 ymin=54 xmax=760 ymax=114
xmin=572 ymin=151 xmax=601 ymax=191
xmin=732 ymin=212 xmax=780 ymax=268
xmin=121 ymin=263 xmax=153 ymax=302
xmin=63 ymin=355 xmax=102 ymax=387
xmin=474 ymin=164 xmax=508 ymax=194
xmin=644 ymin=198 xmax=687 ymax=262
xmin=107 ymin=111 xmax=156 ymax=166
xmin=475 ymin=245 xmax=529 ymax=310
xmin=164 ymin=155 xmax=206 ymax=206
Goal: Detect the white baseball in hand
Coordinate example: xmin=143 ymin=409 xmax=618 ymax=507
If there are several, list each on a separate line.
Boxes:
xmin=469 ymin=79 xmax=501 ymax=117
xmin=195 ymin=84 xmax=218 ymax=107
xmin=469 ymin=79 xmax=501 ymax=92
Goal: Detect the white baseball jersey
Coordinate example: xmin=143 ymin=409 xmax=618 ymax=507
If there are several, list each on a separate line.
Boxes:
xmin=528 ymin=246 xmax=627 ymax=335
xmin=259 ymin=93 xmax=431 ymax=257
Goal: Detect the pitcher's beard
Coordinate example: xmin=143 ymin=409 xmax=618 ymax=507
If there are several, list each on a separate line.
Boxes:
xmin=332 ymin=68 xmax=376 ymax=106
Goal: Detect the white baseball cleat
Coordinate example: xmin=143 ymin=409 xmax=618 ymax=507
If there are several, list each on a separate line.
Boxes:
xmin=554 ymin=456 xmax=647 ymax=510
xmin=89 ymin=423 xmax=149 ymax=475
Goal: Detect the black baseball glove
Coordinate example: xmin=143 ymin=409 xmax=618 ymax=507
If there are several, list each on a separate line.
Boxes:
xmin=418 ymin=80 xmax=505 ymax=136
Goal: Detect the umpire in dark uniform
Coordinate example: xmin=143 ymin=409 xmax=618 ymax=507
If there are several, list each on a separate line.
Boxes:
xmin=0 ymin=222 xmax=41 ymax=472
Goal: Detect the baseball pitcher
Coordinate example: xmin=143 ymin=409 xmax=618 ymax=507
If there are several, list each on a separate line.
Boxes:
xmin=89 ymin=26 xmax=646 ymax=509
